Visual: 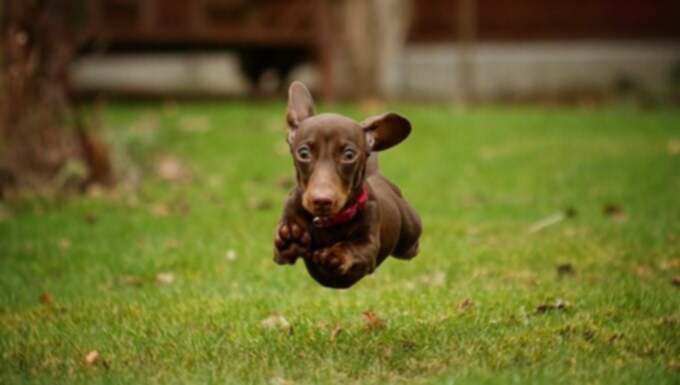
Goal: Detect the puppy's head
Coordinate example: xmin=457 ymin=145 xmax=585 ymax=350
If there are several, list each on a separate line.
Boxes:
xmin=285 ymin=81 xmax=411 ymax=218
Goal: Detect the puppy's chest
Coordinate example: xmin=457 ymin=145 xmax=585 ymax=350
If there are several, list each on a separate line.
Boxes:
xmin=309 ymin=227 xmax=349 ymax=249
xmin=308 ymin=218 xmax=368 ymax=249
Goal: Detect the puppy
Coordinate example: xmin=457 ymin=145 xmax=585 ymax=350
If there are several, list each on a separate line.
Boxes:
xmin=274 ymin=81 xmax=422 ymax=288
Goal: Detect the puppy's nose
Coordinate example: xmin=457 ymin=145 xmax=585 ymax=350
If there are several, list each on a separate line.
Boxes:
xmin=312 ymin=194 xmax=335 ymax=210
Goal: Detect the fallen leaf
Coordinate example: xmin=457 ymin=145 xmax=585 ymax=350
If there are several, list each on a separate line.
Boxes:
xmin=603 ymin=204 xmax=627 ymax=223
xmin=58 ymin=238 xmax=71 ymax=250
xmin=457 ymin=298 xmax=475 ymax=312
xmin=400 ymin=340 xmax=418 ymax=351
xmin=669 ymin=359 xmax=680 ymax=370
xmin=330 ymin=324 xmax=343 ymax=341
xmin=564 ymin=207 xmax=578 ymax=218
xmin=155 ymin=156 xmax=191 ymax=183
xmin=362 ymin=311 xmax=386 ymax=330
xmin=270 ymin=377 xmax=294 ymax=385
xmin=225 ymin=249 xmax=237 ymax=261
xmin=430 ymin=271 xmax=446 ymax=287
xmin=668 ymin=139 xmax=680 ymax=156
xmin=39 ymin=292 xmax=53 ymax=305
xmin=419 ymin=271 xmax=446 ymax=287
xmin=557 ymin=263 xmax=576 ymax=277
xmin=85 ymin=351 xmax=100 ymax=365
xmin=608 ymin=333 xmax=624 ymax=343
xmin=536 ymin=299 xmax=568 ymax=314
xmin=261 ymin=313 xmax=292 ymax=333
xmin=156 ymin=272 xmax=175 ymax=285
xmin=659 ymin=258 xmax=680 ymax=271
xmin=528 ymin=208 xmax=576 ymax=234
xmin=672 ymin=275 xmax=680 ymax=287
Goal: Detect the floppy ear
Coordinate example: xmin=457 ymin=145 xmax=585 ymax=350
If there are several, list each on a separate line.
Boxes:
xmin=286 ymin=81 xmax=315 ymax=143
xmin=361 ymin=113 xmax=411 ymax=151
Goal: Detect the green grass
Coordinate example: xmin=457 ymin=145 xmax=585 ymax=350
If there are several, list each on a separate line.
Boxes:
xmin=1 ymin=101 xmax=680 ymax=384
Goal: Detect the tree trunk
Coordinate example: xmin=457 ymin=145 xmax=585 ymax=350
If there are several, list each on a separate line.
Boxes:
xmin=0 ymin=0 xmax=111 ymax=196
xmin=342 ymin=0 xmax=410 ymax=101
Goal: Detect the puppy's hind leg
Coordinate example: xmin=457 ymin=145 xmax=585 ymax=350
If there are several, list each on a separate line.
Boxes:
xmin=391 ymin=199 xmax=422 ymax=260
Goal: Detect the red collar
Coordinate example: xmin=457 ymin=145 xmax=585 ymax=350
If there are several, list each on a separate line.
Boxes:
xmin=312 ymin=187 xmax=369 ymax=228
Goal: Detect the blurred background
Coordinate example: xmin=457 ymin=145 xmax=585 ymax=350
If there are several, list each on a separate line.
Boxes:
xmin=1 ymin=0 xmax=679 ymax=191
xmin=72 ymin=0 xmax=680 ymax=102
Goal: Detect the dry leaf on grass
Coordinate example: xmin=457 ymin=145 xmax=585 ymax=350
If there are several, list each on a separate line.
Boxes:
xmin=659 ymin=258 xmax=680 ymax=271
xmin=603 ymin=204 xmax=627 ymax=223
xmin=536 ymin=299 xmax=568 ymax=313
xmin=225 ymin=250 xmax=237 ymax=261
xmin=39 ymin=292 xmax=53 ymax=305
xmin=672 ymin=275 xmax=680 ymax=287
xmin=156 ymin=272 xmax=175 ymax=285
xmin=425 ymin=271 xmax=446 ymax=287
xmin=608 ymin=333 xmax=624 ymax=343
xmin=84 ymin=350 xmax=109 ymax=369
xmin=362 ymin=311 xmax=386 ymax=330
xmin=669 ymin=359 xmax=680 ymax=370
xmin=261 ymin=313 xmax=292 ymax=333
xmin=457 ymin=298 xmax=475 ymax=313
xmin=330 ymin=324 xmax=343 ymax=341
xmin=557 ymin=263 xmax=576 ymax=277
xmin=85 ymin=351 xmax=100 ymax=365
xmin=668 ymin=140 xmax=680 ymax=156
xmin=528 ymin=208 xmax=577 ymax=234
xmin=270 ymin=377 xmax=294 ymax=385
xmin=58 ymin=238 xmax=71 ymax=251
xmin=155 ymin=156 xmax=191 ymax=183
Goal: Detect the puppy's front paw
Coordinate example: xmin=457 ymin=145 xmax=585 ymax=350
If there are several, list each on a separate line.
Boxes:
xmin=274 ymin=221 xmax=311 ymax=265
xmin=311 ymin=244 xmax=354 ymax=275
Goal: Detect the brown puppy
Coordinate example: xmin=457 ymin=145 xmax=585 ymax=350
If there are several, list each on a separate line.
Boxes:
xmin=274 ymin=81 xmax=422 ymax=288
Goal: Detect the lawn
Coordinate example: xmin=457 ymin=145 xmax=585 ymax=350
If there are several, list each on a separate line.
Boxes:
xmin=1 ymin=101 xmax=679 ymax=384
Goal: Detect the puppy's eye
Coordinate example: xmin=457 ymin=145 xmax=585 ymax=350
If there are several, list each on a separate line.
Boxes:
xmin=296 ymin=145 xmax=312 ymax=162
xmin=341 ymin=148 xmax=357 ymax=162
